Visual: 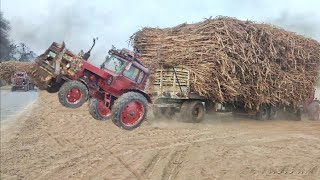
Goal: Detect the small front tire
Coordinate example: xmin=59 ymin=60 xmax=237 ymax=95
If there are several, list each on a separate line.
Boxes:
xmin=58 ymin=80 xmax=88 ymax=108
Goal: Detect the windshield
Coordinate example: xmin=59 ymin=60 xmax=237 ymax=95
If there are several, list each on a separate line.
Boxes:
xmin=103 ymin=56 xmax=127 ymax=74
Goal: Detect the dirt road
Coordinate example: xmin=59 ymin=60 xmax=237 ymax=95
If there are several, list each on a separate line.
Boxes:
xmin=1 ymin=91 xmax=320 ymax=180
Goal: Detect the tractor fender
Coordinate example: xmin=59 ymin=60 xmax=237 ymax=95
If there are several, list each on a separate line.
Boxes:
xmin=123 ymin=89 xmax=152 ymax=103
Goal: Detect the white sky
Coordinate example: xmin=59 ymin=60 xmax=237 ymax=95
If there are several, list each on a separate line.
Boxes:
xmin=2 ymin=0 xmax=320 ymax=65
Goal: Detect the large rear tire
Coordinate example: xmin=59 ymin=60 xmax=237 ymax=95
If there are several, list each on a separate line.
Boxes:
xmin=111 ymin=92 xmax=148 ymax=130
xmin=180 ymin=101 xmax=205 ymax=123
xmin=58 ymin=80 xmax=88 ymax=108
xmin=89 ymin=98 xmax=111 ymax=121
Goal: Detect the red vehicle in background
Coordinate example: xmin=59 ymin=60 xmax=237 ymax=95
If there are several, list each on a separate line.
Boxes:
xmin=11 ymin=71 xmax=35 ymax=91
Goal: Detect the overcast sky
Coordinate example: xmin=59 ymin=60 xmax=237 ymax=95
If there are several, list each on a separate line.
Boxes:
xmin=2 ymin=0 xmax=320 ymax=65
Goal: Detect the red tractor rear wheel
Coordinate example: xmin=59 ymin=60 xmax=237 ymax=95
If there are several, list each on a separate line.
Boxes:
xmin=111 ymin=92 xmax=148 ymax=130
xmin=89 ymin=98 xmax=111 ymax=120
xmin=58 ymin=80 xmax=88 ymax=108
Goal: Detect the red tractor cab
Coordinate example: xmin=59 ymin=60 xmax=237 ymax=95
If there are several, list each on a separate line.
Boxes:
xmin=31 ymin=42 xmax=151 ymax=130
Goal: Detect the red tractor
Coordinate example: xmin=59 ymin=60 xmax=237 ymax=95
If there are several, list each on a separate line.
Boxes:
xmin=31 ymin=41 xmax=151 ymax=130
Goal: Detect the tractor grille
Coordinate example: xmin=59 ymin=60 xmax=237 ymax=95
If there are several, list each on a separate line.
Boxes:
xmin=13 ymin=78 xmax=25 ymax=85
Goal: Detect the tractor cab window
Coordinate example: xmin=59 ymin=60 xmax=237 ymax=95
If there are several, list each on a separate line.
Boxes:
xmin=137 ymin=71 xmax=145 ymax=84
xmin=123 ymin=65 xmax=140 ymax=81
xmin=102 ymin=56 xmax=127 ymax=74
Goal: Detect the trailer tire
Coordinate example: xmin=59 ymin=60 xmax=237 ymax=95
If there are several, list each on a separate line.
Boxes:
xmin=269 ymin=106 xmax=278 ymax=120
xmin=153 ymin=98 xmax=175 ymax=119
xmin=111 ymin=92 xmax=148 ymax=130
xmin=58 ymin=80 xmax=88 ymax=108
xmin=180 ymin=101 xmax=205 ymax=123
xmin=256 ymin=104 xmax=269 ymax=120
xmin=89 ymin=98 xmax=111 ymax=121
xmin=11 ymin=86 xmax=15 ymax=91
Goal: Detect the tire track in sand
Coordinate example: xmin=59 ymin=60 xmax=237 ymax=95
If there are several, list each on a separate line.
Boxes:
xmin=161 ymin=146 xmax=190 ymax=180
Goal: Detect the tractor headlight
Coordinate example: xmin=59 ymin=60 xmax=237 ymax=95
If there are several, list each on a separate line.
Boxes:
xmin=66 ymin=63 xmax=71 ymax=69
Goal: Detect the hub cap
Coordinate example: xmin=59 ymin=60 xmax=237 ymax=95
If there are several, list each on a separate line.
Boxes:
xmin=66 ymin=88 xmax=82 ymax=104
xmin=98 ymin=100 xmax=111 ymax=117
xmin=120 ymin=101 xmax=144 ymax=127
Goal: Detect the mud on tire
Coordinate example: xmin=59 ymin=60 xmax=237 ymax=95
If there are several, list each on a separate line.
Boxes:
xmin=111 ymin=92 xmax=148 ymax=130
xmin=58 ymin=80 xmax=88 ymax=108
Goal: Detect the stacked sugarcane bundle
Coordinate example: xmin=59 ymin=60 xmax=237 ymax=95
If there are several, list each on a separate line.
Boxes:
xmin=131 ymin=16 xmax=320 ymax=109
xmin=0 ymin=61 xmax=33 ymax=84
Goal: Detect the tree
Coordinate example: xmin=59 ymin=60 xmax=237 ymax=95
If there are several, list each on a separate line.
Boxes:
xmin=9 ymin=43 xmax=37 ymax=61
xmin=0 ymin=12 xmax=11 ymax=61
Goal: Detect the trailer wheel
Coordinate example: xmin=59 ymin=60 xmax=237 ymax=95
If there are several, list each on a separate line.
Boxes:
xmin=181 ymin=101 xmax=205 ymax=123
xmin=256 ymin=104 xmax=269 ymax=120
xmin=58 ymin=80 xmax=88 ymax=108
xmin=11 ymin=86 xmax=16 ymax=91
xmin=153 ymin=98 xmax=175 ymax=119
xmin=307 ymin=100 xmax=320 ymax=121
xmin=89 ymin=98 xmax=111 ymax=121
xmin=111 ymin=92 xmax=148 ymax=130
xmin=269 ymin=106 xmax=278 ymax=120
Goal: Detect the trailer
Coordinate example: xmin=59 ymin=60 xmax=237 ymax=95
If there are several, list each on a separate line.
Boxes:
xmin=151 ymin=66 xmax=319 ymax=122
xmin=151 ymin=66 xmax=216 ymax=123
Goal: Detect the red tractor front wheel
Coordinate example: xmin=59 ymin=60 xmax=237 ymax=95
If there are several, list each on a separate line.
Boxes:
xmin=58 ymin=80 xmax=88 ymax=108
xmin=111 ymin=92 xmax=148 ymax=130
xmin=89 ymin=98 xmax=111 ymax=120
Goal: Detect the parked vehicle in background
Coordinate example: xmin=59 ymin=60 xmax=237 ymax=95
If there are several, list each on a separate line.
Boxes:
xmin=11 ymin=71 xmax=35 ymax=91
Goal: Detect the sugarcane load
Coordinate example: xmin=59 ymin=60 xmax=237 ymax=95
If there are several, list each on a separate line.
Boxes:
xmin=131 ymin=16 xmax=320 ymax=121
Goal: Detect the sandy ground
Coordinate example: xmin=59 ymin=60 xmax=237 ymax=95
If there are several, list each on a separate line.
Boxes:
xmin=1 ymin=91 xmax=320 ymax=180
